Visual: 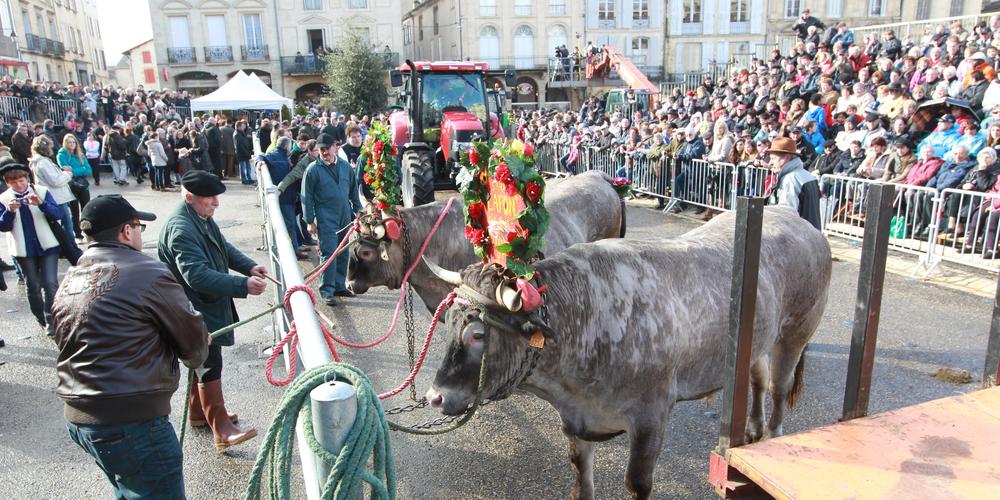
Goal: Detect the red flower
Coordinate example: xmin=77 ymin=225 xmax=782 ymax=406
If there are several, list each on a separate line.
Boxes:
xmin=464 ymin=227 xmax=487 ymax=245
xmin=495 ymin=163 xmax=513 ymax=184
xmin=467 ymin=202 xmax=486 ymax=221
xmin=375 ymin=200 xmax=389 ymax=211
xmin=363 ymin=173 xmax=372 ymax=184
xmin=374 ymin=140 xmax=383 ymax=153
xmin=506 ymin=231 xmax=518 ymax=244
xmin=468 ymin=148 xmax=480 ymax=166
xmin=522 ymin=143 xmax=534 ymax=158
xmin=525 ymin=181 xmax=542 ymax=204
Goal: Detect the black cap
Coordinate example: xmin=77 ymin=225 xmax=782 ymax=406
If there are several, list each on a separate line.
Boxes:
xmin=316 ymin=133 xmax=337 ymax=148
xmin=791 ymin=126 xmax=804 ymax=133
xmin=865 ymin=112 xmax=881 ymax=122
xmin=80 ymin=195 xmax=156 ymax=235
xmin=0 ymin=162 xmax=30 ymax=177
xmin=181 ymin=170 xmax=227 ymax=196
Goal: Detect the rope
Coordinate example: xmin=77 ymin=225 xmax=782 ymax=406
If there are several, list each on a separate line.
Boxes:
xmin=244 ymin=363 xmax=397 ymax=500
xmin=265 ymin=284 xmax=342 ymax=387
xmin=377 ymin=292 xmax=455 ymax=400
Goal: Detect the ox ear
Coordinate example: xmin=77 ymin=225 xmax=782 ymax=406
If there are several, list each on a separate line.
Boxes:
xmin=422 ymin=256 xmax=463 ymax=286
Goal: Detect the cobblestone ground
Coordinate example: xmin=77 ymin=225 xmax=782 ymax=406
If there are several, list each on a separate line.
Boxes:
xmin=0 ymin=180 xmax=992 ymax=499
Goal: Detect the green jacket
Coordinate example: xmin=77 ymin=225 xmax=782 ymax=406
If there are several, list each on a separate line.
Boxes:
xmin=277 ymin=153 xmax=314 ymax=193
xmin=157 ymin=202 xmax=257 ymax=346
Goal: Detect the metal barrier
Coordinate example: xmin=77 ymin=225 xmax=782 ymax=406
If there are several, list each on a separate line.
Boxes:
xmin=46 ymin=99 xmax=78 ymax=123
xmin=928 ymin=187 xmax=1000 ymax=273
xmin=0 ymin=96 xmax=31 ymax=121
xmin=256 ymin=163 xmax=356 ymax=499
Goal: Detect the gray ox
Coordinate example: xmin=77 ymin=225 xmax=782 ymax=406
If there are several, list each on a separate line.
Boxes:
xmin=346 ymin=171 xmax=626 ymax=312
xmin=424 ymin=207 xmax=831 ymax=499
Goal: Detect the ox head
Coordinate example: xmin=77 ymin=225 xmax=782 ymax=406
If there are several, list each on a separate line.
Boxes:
xmin=346 ymin=212 xmax=406 ymax=294
xmin=423 ymin=259 xmax=551 ymax=415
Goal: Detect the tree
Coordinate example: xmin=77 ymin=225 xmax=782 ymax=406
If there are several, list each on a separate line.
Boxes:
xmin=323 ymin=29 xmax=388 ymax=116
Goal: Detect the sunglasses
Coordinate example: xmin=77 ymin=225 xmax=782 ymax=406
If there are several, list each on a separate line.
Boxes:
xmin=127 ymin=222 xmax=147 ymax=232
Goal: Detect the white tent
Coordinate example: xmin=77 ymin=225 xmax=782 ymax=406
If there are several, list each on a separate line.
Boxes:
xmin=190 ymin=71 xmax=293 ymax=111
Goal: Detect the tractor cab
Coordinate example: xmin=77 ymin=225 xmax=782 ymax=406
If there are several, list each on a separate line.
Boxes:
xmin=389 ymin=60 xmax=515 ymax=206
xmin=604 ymin=88 xmax=654 ymax=118
xmin=487 ymin=86 xmax=512 ymax=137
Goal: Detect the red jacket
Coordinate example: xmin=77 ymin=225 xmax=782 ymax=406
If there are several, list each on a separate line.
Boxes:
xmin=904 ymin=157 xmax=944 ymax=186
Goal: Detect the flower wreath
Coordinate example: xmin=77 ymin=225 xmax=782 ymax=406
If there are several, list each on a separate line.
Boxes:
xmin=360 ymin=121 xmax=402 ymax=216
xmin=457 ymin=139 xmax=548 ymax=279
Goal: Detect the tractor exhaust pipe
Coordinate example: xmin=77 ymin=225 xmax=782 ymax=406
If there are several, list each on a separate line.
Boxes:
xmin=406 ymin=59 xmax=423 ymax=144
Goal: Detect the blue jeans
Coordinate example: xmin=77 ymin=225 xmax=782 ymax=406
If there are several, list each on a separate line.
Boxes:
xmin=15 ymin=253 xmax=58 ymax=333
xmin=59 ymin=204 xmax=82 ymax=257
xmin=66 ymin=416 xmax=185 ymax=500
xmin=317 ymin=225 xmax=349 ymax=299
xmin=239 ymin=160 xmax=252 ymax=183
xmin=279 ymin=203 xmax=299 ymax=249
xmin=152 ymin=166 xmax=166 ymax=189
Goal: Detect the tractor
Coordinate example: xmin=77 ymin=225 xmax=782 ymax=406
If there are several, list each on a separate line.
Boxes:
xmin=389 ymin=60 xmax=515 ymax=207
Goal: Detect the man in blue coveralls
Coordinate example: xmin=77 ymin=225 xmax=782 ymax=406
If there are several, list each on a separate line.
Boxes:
xmin=302 ymin=133 xmax=361 ymax=305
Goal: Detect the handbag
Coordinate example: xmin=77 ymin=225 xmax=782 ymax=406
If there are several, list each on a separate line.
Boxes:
xmin=889 ymin=215 xmax=909 ymax=239
xmin=68 ymin=177 xmax=88 ymax=199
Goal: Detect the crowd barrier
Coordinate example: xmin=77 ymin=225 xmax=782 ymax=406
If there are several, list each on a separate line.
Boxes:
xmin=0 ymin=95 xmax=197 ymax=124
xmin=536 ymin=144 xmax=1000 ymax=275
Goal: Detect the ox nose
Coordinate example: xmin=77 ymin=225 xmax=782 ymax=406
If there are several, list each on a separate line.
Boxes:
xmin=426 ymin=387 xmax=444 ymax=409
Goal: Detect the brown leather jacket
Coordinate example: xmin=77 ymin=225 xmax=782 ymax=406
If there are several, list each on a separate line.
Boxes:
xmin=54 ymin=242 xmax=210 ymax=425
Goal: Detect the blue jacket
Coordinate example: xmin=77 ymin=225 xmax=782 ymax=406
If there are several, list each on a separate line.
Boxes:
xmin=57 ymin=148 xmax=91 ymax=177
xmin=927 ymin=159 xmax=976 ymax=192
xmin=258 ymin=149 xmax=297 ymax=205
xmin=943 ymin=132 xmax=986 ymax=161
xmin=302 ymin=156 xmax=361 ymax=232
xmin=918 ymin=127 xmax=960 ymax=159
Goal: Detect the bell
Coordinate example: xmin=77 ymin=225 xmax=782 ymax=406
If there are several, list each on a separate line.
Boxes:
xmin=383 ymin=218 xmax=402 ymax=240
xmin=494 ymin=281 xmax=522 ymax=312
xmin=373 ymin=224 xmax=387 ymax=240
xmin=516 ymin=278 xmax=543 ymax=312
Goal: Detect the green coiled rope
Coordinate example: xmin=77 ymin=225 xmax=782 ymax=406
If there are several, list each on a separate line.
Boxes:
xmin=243 ymin=363 xmax=396 ymax=500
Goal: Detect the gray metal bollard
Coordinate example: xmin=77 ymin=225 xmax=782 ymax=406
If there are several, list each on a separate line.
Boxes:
xmin=310 ymin=381 xmax=359 ymax=492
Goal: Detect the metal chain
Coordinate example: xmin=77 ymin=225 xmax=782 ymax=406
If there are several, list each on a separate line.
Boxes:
xmin=402 ymin=225 xmax=418 ymax=401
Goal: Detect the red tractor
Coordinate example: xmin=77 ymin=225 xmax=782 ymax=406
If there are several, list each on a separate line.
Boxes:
xmin=389 ymin=60 xmax=515 ymax=206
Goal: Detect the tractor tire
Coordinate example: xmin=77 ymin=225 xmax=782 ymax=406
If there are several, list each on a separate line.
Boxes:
xmin=402 ymin=150 xmax=436 ymax=207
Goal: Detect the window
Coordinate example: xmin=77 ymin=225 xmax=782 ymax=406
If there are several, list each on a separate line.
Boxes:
xmin=205 ymin=15 xmax=227 ymax=47
xmin=633 ymin=0 xmax=649 ymax=20
xmin=403 ymin=21 xmax=412 ymax=45
xmin=303 ymin=0 xmax=322 ymax=9
xmin=868 ymin=0 xmax=886 ymax=16
xmin=547 ymin=24 xmax=567 ymax=56
xmin=144 ymin=68 xmax=155 ymax=84
xmin=478 ymin=26 xmax=499 ymax=67
xmin=784 ymin=0 xmax=801 ymax=18
xmin=169 ymin=17 xmax=190 ymax=47
xmin=418 ymin=15 xmax=423 ymax=41
xmin=36 ymin=14 xmax=45 ymax=38
xmin=514 ymin=0 xmax=531 ymax=16
xmin=949 ymin=0 xmax=963 ymax=16
xmin=49 ymin=19 xmax=56 ymax=40
xmin=142 ymin=50 xmax=152 ymax=63
xmin=631 ymin=36 xmax=649 ymax=61
xmin=549 ymin=0 xmax=566 ymax=16
xmin=731 ymin=0 xmax=748 ymax=22
xmin=21 ymin=10 xmax=31 ymax=36
xmin=433 ymin=6 xmax=438 ymax=35
xmin=514 ymin=25 xmax=534 ymax=69
xmin=480 ymin=0 xmax=496 ymax=17
xmin=683 ymin=0 xmax=701 ymax=23
xmin=916 ymin=0 xmax=930 ymax=19
xmin=348 ymin=0 xmax=368 ymax=8
xmin=598 ymin=0 xmax=615 ymax=23
xmin=242 ymin=14 xmax=263 ymax=49
xmin=827 ymin=0 xmax=844 ymax=17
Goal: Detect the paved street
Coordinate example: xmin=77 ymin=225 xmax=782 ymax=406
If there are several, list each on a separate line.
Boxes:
xmin=0 ymin=181 xmax=993 ymax=499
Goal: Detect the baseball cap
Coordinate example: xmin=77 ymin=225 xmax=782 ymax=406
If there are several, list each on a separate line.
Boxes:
xmin=80 ymin=195 xmax=156 ymax=235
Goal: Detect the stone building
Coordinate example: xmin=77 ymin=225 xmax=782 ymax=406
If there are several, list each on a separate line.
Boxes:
xmin=3 ymin=0 xmax=110 ymax=84
xmin=148 ymin=0 xmax=404 ymax=100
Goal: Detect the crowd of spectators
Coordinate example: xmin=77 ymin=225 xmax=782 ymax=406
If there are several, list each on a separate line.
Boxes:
xmin=515 ymin=11 xmax=1000 ymax=255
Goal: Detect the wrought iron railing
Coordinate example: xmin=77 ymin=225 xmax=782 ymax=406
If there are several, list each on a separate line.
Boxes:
xmin=167 ymin=47 xmax=196 ymax=64
xmin=204 ymin=46 xmax=234 ymax=63
xmin=281 ymin=55 xmax=327 ymax=74
xmin=242 ymin=45 xmax=269 ymax=61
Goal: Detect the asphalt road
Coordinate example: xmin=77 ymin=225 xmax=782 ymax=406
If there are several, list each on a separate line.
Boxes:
xmin=0 ymin=181 xmax=993 ymax=499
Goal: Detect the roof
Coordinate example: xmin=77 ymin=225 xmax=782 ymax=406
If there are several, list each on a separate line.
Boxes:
xmin=121 ymin=38 xmax=154 ymax=55
xmin=396 ymin=61 xmax=490 ymax=72
xmin=191 ymin=71 xmax=292 ymax=111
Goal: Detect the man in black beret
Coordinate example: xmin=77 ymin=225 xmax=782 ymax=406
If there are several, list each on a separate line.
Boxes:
xmin=157 ymin=170 xmax=265 ymax=449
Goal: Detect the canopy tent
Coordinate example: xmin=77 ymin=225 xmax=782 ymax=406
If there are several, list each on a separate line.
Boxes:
xmin=190 ymin=71 xmax=293 ymax=111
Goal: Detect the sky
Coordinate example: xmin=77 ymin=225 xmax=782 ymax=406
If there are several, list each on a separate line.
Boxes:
xmin=95 ymin=0 xmax=153 ymax=65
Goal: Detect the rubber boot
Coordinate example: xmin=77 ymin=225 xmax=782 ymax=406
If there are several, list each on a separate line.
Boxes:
xmin=198 ymin=379 xmax=257 ymax=450
xmin=188 ymin=378 xmax=238 ymax=427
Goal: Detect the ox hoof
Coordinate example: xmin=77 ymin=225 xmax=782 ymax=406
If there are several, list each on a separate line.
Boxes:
xmin=744 ymin=427 xmax=764 ymax=444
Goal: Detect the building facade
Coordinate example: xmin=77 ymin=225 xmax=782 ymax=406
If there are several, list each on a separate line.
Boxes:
xmin=4 ymin=0 xmax=109 ymax=84
xmin=117 ymin=38 xmax=163 ymax=89
xmin=148 ymin=0 xmax=404 ymax=99
xmin=402 ymin=0 xmax=586 ymax=107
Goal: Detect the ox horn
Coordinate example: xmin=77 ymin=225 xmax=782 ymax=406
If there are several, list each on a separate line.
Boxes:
xmin=422 ymin=256 xmax=463 ymax=286
xmin=495 ymin=283 xmax=523 ymax=312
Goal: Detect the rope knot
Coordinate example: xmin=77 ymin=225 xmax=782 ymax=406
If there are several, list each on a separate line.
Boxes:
xmin=283 ymin=284 xmax=316 ymax=311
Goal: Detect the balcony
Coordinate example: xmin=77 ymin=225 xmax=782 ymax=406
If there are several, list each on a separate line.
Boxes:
xmin=281 ymin=55 xmax=327 ymax=75
xmin=204 ymin=46 xmax=233 ymax=63
xmin=48 ymin=40 xmax=64 ymax=57
xmin=0 ymin=35 xmax=17 ymax=58
xmin=633 ymin=17 xmax=650 ymax=28
xmin=598 ymin=18 xmax=616 ymax=28
xmin=242 ymin=45 xmax=269 ymax=61
xmin=167 ymin=47 xmax=196 ymax=64
xmin=379 ymin=51 xmax=399 ymax=69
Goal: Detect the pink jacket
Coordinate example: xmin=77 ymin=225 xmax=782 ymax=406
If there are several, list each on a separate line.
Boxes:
xmin=904 ymin=157 xmax=944 ymax=186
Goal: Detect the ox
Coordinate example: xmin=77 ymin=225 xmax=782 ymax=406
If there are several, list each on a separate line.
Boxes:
xmin=424 ymin=207 xmax=831 ymax=499
xmin=346 ymin=171 xmax=626 ymax=312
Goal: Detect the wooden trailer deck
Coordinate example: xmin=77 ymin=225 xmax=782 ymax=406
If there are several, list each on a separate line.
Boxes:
xmin=722 ymin=387 xmax=1000 ymax=499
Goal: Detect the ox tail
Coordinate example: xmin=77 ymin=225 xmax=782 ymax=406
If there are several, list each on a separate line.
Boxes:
xmin=619 ymin=198 xmax=627 ymax=238
xmin=787 ymin=352 xmax=806 ymax=409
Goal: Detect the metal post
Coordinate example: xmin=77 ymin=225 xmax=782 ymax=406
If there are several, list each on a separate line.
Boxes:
xmin=842 ymin=182 xmax=895 ymax=421
xmin=311 ymin=382 xmax=359 ymax=485
xmin=984 ymin=274 xmax=1000 ymax=388
xmin=717 ymin=196 xmax=765 ymax=453
xmin=257 ymin=165 xmax=356 ymax=500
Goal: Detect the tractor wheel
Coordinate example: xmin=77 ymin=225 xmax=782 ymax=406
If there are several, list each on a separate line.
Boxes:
xmin=402 ymin=150 xmax=436 ymax=207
